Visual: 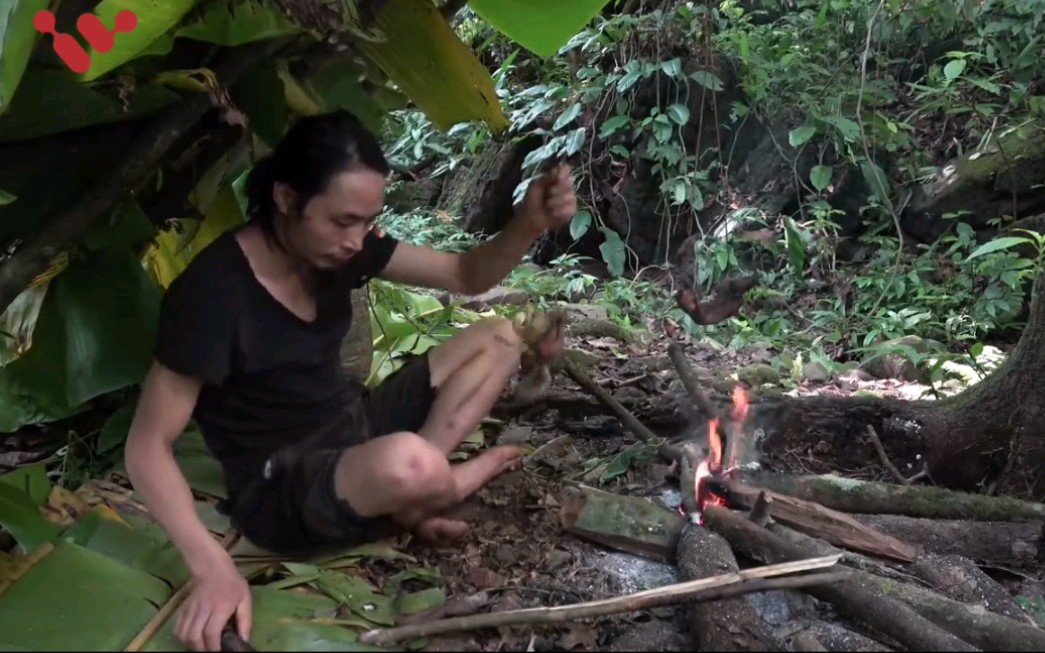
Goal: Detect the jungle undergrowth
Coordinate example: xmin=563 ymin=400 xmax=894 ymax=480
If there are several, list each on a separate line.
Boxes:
xmin=378 ymin=0 xmax=1045 ymax=385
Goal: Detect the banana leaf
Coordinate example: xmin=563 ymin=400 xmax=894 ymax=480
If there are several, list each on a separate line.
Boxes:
xmin=78 ymin=0 xmax=207 ymax=82
xmin=469 ymin=0 xmax=614 ymax=58
xmin=0 ymin=246 xmax=159 ymax=431
xmin=176 ymin=0 xmax=303 ymax=46
xmin=59 ymin=505 xmax=191 ymax=588
xmin=144 ymin=183 xmax=247 ymax=289
xmin=139 ymin=584 xmax=383 ymax=652
xmin=0 ymin=480 xmax=61 ymax=554
xmin=0 ymin=0 xmax=50 ymax=116
xmin=0 ymin=539 xmax=172 ymax=651
xmin=0 ymin=69 xmax=179 ymax=144
xmin=357 ymin=0 xmax=509 ymax=134
xmin=0 ymin=461 xmax=50 ymax=505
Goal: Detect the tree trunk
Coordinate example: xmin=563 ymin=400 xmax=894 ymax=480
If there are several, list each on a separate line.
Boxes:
xmin=750 ymin=265 xmax=1045 ymax=501
xmin=340 ymin=288 xmax=373 ymax=384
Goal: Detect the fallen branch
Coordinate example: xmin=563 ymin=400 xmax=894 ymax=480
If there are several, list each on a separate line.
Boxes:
xmin=744 ymin=472 xmax=1045 ymax=521
xmin=865 ymin=568 xmax=1045 ymax=652
xmin=676 ymin=524 xmax=781 ymax=650
xmin=359 ymin=556 xmax=846 ymax=646
xmin=722 ymin=479 xmax=917 ymax=562
xmin=0 ymin=41 xmax=276 ymax=317
xmin=866 ymin=425 xmax=917 ymax=484
xmin=702 ymin=505 xmax=979 ymax=652
xmin=851 ymin=513 xmax=1044 ymax=569
xmin=791 ymin=621 xmax=894 ymax=652
xmin=561 ymin=358 xmax=679 ymax=461
xmin=909 ymin=553 xmax=1038 ymax=626
xmin=666 ymin=342 xmax=717 ymax=419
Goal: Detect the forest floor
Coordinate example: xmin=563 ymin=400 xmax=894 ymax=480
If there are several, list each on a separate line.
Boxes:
xmin=2 ymin=304 xmax=1042 ymax=652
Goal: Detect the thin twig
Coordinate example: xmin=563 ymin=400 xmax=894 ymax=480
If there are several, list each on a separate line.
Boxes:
xmin=562 ymin=358 xmax=683 ymax=463
xmin=865 ymin=425 xmax=910 ymax=485
xmin=360 ymin=558 xmax=846 ymax=646
xmin=666 ymin=342 xmax=717 ymax=418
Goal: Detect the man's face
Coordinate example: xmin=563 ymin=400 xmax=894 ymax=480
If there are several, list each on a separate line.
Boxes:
xmin=278 ymin=167 xmax=386 ymax=270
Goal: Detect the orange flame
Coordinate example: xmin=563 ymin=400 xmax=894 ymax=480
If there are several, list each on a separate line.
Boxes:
xmin=731 ymin=385 xmax=749 ymax=424
xmin=707 ymin=418 xmax=722 ymax=468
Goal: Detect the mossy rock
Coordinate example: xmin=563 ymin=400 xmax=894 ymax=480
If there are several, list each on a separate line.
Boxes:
xmin=737 ymin=363 xmax=781 ymax=387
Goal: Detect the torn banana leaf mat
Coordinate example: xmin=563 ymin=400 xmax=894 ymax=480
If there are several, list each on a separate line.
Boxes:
xmin=0 ymin=430 xmax=446 ymax=652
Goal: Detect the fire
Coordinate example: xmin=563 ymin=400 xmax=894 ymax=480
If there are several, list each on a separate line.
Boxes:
xmin=691 ymin=384 xmax=750 ymax=524
xmin=707 ymin=418 xmax=722 ymax=467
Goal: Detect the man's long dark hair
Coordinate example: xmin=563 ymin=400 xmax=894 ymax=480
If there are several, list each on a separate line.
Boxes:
xmin=244 ymin=110 xmax=390 ymax=241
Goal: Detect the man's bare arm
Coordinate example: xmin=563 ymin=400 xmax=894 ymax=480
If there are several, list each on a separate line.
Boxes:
xmin=378 ymin=215 xmax=543 ymax=296
xmin=124 ymin=361 xmax=230 ymax=574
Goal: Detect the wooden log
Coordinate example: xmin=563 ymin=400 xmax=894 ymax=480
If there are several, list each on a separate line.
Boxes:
xmin=675 ymin=524 xmax=782 ymax=651
xmin=792 ymin=621 xmax=895 ymax=652
xmin=723 ymin=479 xmax=917 ymax=562
xmin=774 ymin=524 xmax=1037 ymax=626
xmin=851 ymin=513 xmax=1044 ymax=569
xmin=701 ymin=505 xmax=978 ymax=652
xmin=766 ymin=523 xmax=921 ymax=585
xmin=909 ymin=553 xmax=1037 ymax=626
xmin=559 ymin=485 xmax=684 ymax=563
xmin=745 ymin=473 xmax=1045 ymax=521
xmin=864 ymin=571 xmax=1045 ymax=652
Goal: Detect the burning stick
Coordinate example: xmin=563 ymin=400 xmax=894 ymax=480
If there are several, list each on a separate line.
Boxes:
xmin=358 ymin=556 xmax=846 ymax=646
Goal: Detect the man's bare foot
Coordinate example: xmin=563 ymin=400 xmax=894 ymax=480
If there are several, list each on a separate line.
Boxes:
xmin=493 ymin=443 xmax=525 ymax=469
xmin=414 ymin=516 xmax=469 ymax=546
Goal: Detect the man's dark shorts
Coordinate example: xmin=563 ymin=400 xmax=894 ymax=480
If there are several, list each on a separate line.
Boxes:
xmin=224 ymin=353 xmax=437 ymax=556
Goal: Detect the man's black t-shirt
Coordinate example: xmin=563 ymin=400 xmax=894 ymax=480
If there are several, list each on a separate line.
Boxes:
xmin=153 ymin=226 xmax=399 ymax=494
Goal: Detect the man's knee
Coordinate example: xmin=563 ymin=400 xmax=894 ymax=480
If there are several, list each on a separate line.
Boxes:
xmin=337 ymin=432 xmax=455 ymax=512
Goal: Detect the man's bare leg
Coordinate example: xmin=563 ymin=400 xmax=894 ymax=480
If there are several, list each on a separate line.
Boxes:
xmin=348 ymin=317 xmax=563 ymax=544
xmin=331 ymin=432 xmax=522 ymax=544
xmin=420 ymin=318 xmax=526 ymax=454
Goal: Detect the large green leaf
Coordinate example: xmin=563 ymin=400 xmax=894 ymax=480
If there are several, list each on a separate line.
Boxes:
xmin=58 ymin=505 xmax=190 ymax=587
xmin=140 ymin=585 xmax=380 ymax=652
xmin=53 ymin=247 xmax=161 ymax=407
xmin=78 ymin=0 xmax=206 ymax=82
xmin=0 ymin=246 xmax=160 ymax=431
xmin=304 ymin=55 xmax=387 ymax=135
xmin=0 ymin=461 xmax=51 ymax=505
xmin=0 ymin=69 xmax=179 ymax=144
xmin=228 ymin=59 xmax=287 ymax=147
xmin=83 ymin=199 xmax=159 ymax=251
xmin=175 ymin=0 xmax=302 ymax=46
xmin=0 ymin=68 xmax=177 ymax=144
xmin=0 ymin=480 xmax=61 ymax=553
xmin=468 ymin=0 xmax=614 ymax=58
xmin=357 ymin=0 xmax=508 ymax=134
xmin=0 ymin=540 xmax=172 ymax=651
xmin=0 ymin=0 xmax=49 ymax=116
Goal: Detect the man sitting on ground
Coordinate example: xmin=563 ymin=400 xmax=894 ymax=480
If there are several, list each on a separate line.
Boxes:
xmin=124 ymin=109 xmax=577 ymax=652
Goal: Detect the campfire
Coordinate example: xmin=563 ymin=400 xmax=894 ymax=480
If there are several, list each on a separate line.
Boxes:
xmin=684 ymin=384 xmax=751 ymax=525
xmin=553 ymin=343 xmax=1045 ymax=653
